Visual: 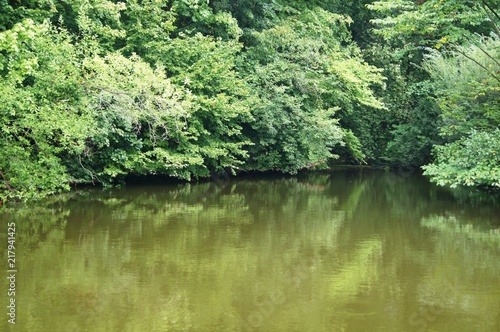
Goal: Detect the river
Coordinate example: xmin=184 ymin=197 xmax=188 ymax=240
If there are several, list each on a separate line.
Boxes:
xmin=1 ymin=169 xmax=500 ymax=331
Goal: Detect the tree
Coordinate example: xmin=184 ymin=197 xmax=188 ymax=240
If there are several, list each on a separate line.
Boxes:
xmin=422 ymin=34 xmax=500 ymax=188
xmin=368 ymin=0 xmax=493 ymax=49
xmin=239 ymin=8 xmax=385 ymax=171
xmin=365 ymin=0 xmax=498 ymax=168
xmin=0 ymin=0 xmax=56 ymax=31
xmin=0 ymin=19 xmax=92 ymax=200
xmin=422 ymin=130 xmax=500 ymax=188
xmin=76 ymin=52 xmax=197 ymax=182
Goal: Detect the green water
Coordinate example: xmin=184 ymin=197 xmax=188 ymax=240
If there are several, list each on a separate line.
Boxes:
xmin=1 ymin=170 xmax=500 ymax=331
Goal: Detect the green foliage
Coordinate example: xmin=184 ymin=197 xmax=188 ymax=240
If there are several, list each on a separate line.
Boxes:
xmin=368 ymin=0 xmax=492 ymax=49
xmin=422 ymin=34 xmax=500 ymax=188
xmin=120 ymin=0 xmax=176 ymax=56
xmin=365 ymin=0 xmax=499 ymax=177
xmin=0 ymin=17 xmax=250 ymax=201
xmin=0 ymin=0 xmax=57 ymax=31
xmin=240 ymin=8 xmax=385 ymax=171
xmin=144 ymin=32 xmax=253 ymax=175
xmin=341 ymin=129 xmax=366 ymax=164
xmin=382 ymin=81 xmax=441 ymax=167
xmin=60 ymin=0 xmax=127 ymax=51
xmin=0 ymin=19 xmax=92 ymax=201
xmin=3 ymin=0 xmax=500 ymax=200
xmin=422 ymin=36 xmax=500 ymax=139
xmin=422 ymin=129 xmax=500 ymax=188
xmin=384 ymin=123 xmax=433 ymax=167
xmin=78 ymin=52 xmax=198 ymax=182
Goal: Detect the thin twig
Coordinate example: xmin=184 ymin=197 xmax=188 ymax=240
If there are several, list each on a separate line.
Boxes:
xmin=482 ymin=0 xmax=500 ymax=23
xmin=78 ymin=156 xmax=100 ymax=185
xmin=453 ymin=46 xmax=500 ymax=84
xmin=481 ymin=0 xmax=500 ymax=37
xmin=462 ymin=34 xmax=500 ymax=68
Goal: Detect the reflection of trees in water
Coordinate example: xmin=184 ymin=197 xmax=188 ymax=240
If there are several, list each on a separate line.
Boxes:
xmin=0 ymin=173 xmax=348 ymax=331
xmin=0 ymin=202 xmax=69 ymax=248
xmin=1 ymin=170 xmax=499 ymax=331
xmin=414 ymin=214 xmax=500 ymax=331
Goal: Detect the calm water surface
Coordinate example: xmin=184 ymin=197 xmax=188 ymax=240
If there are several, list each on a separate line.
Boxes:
xmin=1 ymin=170 xmax=500 ymax=331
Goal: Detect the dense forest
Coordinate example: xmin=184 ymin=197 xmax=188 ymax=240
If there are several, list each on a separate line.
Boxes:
xmin=0 ymin=0 xmax=499 ymax=201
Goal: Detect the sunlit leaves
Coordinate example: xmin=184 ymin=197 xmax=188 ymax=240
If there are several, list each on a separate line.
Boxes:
xmin=148 ymin=32 xmax=253 ymax=175
xmin=241 ymin=8 xmax=385 ymax=171
xmin=422 ymin=129 xmax=500 ymax=188
xmin=6 ymin=0 xmax=500 ymax=199
xmin=422 ymin=35 xmax=500 ymax=138
xmin=421 ymin=33 xmax=500 ymax=188
xmin=71 ymin=0 xmax=127 ymax=49
xmin=121 ymin=0 xmax=176 ymax=56
xmin=368 ymin=0 xmax=491 ymax=49
xmin=0 ymin=18 xmax=41 ymax=82
xmin=78 ymin=52 xmax=212 ymax=182
xmin=82 ymin=52 xmax=190 ymax=141
xmin=0 ymin=20 xmax=91 ymax=201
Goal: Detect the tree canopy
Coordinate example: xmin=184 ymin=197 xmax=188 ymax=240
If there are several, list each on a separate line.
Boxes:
xmin=0 ymin=0 xmax=499 ymax=201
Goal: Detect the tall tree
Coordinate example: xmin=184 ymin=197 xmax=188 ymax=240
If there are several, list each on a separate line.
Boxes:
xmin=239 ymin=8 xmax=385 ymax=171
xmin=422 ymin=34 xmax=500 ymax=188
